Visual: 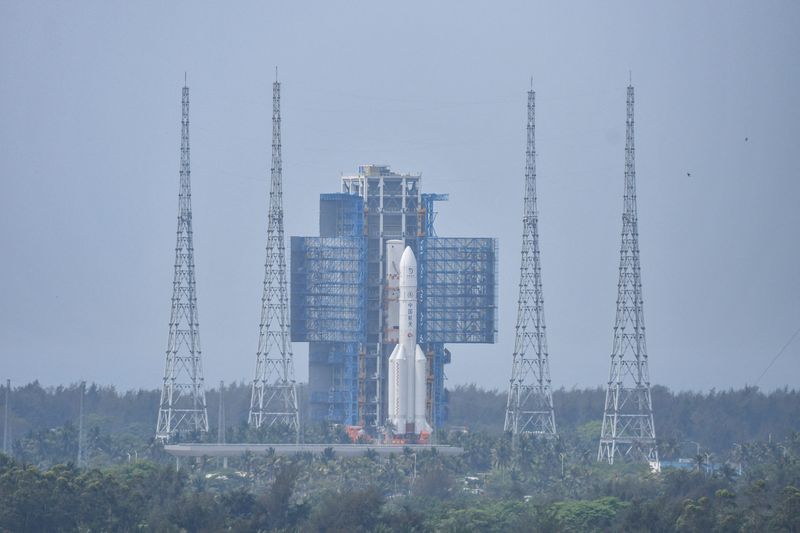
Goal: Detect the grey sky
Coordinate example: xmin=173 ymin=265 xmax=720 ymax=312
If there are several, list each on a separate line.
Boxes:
xmin=1 ymin=1 xmax=798 ymax=394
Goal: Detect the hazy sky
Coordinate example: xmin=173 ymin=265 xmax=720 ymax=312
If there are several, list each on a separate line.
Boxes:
xmin=1 ymin=1 xmax=798 ymax=395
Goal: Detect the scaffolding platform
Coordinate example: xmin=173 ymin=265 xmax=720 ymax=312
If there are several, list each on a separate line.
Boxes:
xmin=291 ymin=167 xmax=497 ymax=431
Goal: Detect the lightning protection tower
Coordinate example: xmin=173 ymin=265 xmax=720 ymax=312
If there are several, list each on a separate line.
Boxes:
xmin=248 ymin=73 xmax=300 ymax=440
xmin=504 ymin=83 xmax=557 ymax=438
xmin=77 ymin=381 xmax=85 ymax=467
xmin=3 ymin=379 xmax=10 ymax=455
xmin=156 ymin=80 xmax=210 ymax=441
xmin=598 ymin=83 xmax=658 ymax=465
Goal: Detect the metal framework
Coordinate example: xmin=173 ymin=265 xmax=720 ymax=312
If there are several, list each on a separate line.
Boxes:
xmin=504 ymin=86 xmax=557 ymax=437
xmin=291 ymin=193 xmax=366 ymax=425
xmin=598 ymin=84 xmax=658 ymax=465
xmin=420 ymin=193 xmax=449 ymax=237
xmin=417 ymin=237 xmax=498 ymax=345
xmin=294 ymin=166 xmax=497 ymax=430
xmin=218 ymin=381 xmax=227 ymax=467
xmin=77 ymin=381 xmax=85 ymax=467
xmin=156 ymin=81 xmax=209 ymax=441
xmin=3 ymin=379 xmax=10 ymax=455
xmin=290 ymin=237 xmax=366 ymax=341
xmin=249 ymin=76 xmax=300 ymax=438
xmin=217 ymin=381 xmax=226 ymax=444
xmin=423 ymin=343 xmax=450 ymax=427
xmin=339 ymin=166 xmax=424 ymax=427
xmin=318 ymin=193 xmax=365 ymax=238
xmin=306 ymin=342 xmax=359 ymax=423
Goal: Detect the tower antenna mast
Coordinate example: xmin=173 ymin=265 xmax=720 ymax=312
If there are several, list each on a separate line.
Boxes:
xmin=3 ymin=379 xmax=10 ymax=455
xmin=504 ymin=84 xmax=557 ymax=438
xmin=156 ymin=79 xmax=209 ymax=441
xmin=218 ymin=380 xmax=228 ymax=468
xmin=77 ymin=381 xmax=85 ymax=467
xmin=218 ymin=381 xmax=225 ymax=444
xmin=598 ymin=82 xmax=658 ymax=465
xmin=249 ymin=72 xmax=300 ymax=440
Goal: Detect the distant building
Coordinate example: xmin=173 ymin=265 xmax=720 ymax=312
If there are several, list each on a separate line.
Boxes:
xmin=291 ymin=164 xmax=497 ymax=429
xmin=660 ymin=458 xmax=730 ymax=476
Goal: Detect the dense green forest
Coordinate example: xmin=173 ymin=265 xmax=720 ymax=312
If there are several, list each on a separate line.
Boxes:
xmin=1 ymin=381 xmax=798 ymax=531
xmin=2 ymin=381 xmax=798 ymax=464
xmin=1 ymin=432 xmax=798 ymax=531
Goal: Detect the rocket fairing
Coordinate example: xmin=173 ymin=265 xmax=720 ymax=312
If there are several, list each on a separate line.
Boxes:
xmin=387 ymin=245 xmax=432 ymax=435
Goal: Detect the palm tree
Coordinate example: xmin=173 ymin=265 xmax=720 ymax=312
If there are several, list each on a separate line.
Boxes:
xmin=321 ymin=447 xmax=335 ymax=463
xmin=364 ymin=448 xmax=379 ymax=462
xmin=491 ymin=439 xmax=512 ymax=472
xmin=658 ymin=437 xmax=681 ymax=460
xmin=692 ymin=453 xmax=709 ymax=475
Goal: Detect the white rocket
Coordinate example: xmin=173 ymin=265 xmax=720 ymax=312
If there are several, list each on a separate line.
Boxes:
xmin=387 ymin=245 xmax=432 ymax=435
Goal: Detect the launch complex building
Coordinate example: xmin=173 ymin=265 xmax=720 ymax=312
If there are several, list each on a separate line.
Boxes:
xmin=291 ymin=164 xmax=498 ymax=431
xmin=159 ymin=80 xmax=657 ymax=464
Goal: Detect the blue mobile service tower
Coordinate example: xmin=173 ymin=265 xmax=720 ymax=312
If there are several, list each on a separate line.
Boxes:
xmin=291 ymin=165 xmax=497 ymax=431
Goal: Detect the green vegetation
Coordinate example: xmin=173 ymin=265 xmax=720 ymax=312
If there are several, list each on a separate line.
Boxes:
xmin=0 ymin=382 xmax=798 ymax=531
xmin=1 ymin=432 xmax=798 ymax=532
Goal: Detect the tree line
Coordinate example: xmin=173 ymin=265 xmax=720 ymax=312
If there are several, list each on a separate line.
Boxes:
xmin=2 ymin=381 xmax=798 ymax=465
xmin=0 ymin=381 xmax=798 ymax=531
xmin=1 ymin=431 xmax=798 ymax=531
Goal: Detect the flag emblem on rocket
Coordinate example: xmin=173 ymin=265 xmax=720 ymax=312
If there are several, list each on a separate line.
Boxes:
xmin=387 ymin=245 xmax=432 ymax=435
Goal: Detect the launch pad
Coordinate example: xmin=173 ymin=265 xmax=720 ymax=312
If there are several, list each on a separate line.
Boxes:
xmin=164 ymin=443 xmax=464 ymax=460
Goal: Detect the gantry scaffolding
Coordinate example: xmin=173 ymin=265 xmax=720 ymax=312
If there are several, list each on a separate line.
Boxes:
xmin=291 ymin=193 xmax=367 ymax=424
xmin=418 ymin=237 xmax=497 ymax=427
xmin=290 ymin=236 xmax=366 ymax=342
xmin=292 ymin=165 xmax=497 ymax=431
xmin=307 ymin=342 xmax=359 ymax=424
xmin=418 ymin=237 xmax=498 ymax=344
xmin=343 ymin=166 xmax=421 ymax=427
xmin=420 ymin=193 xmax=449 ymax=237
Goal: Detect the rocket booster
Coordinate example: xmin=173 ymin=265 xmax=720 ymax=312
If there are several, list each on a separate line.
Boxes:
xmin=387 ymin=246 xmax=431 ymax=435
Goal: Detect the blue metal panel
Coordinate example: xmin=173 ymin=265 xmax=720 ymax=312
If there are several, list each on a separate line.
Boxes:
xmin=301 ymin=193 xmax=366 ymax=424
xmin=308 ymin=342 xmax=358 ymax=424
xmin=423 ymin=342 xmax=449 ymax=427
xmin=319 ymin=193 xmax=364 ymax=237
xmin=421 ymin=193 xmax=449 ymax=237
xmin=297 ymin=184 xmax=497 ymax=429
xmin=418 ymin=237 xmax=498 ymax=344
xmin=290 ymin=236 xmax=367 ymax=343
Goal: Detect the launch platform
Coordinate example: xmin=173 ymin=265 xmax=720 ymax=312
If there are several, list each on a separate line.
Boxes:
xmin=164 ymin=443 xmax=463 ymax=459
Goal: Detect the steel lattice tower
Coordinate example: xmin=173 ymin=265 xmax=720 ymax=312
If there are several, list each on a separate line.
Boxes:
xmin=248 ymin=75 xmax=300 ymax=438
xmin=504 ymin=84 xmax=557 ymax=437
xmin=77 ymin=381 xmax=85 ymax=467
xmin=3 ymin=379 xmax=10 ymax=455
xmin=598 ymin=83 xmax=658 ymax=465
xmin=156 ymin=80 xmax=209 ymax=441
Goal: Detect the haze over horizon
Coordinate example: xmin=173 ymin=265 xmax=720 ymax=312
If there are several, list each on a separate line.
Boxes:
xmin=1 ymin=1 xmax=798 ymax=394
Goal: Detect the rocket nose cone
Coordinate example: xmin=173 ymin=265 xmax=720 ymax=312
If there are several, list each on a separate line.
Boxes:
xmin=399 ymin=246 xmax=416 ymax=268
xmin=399 ymin=246 xmax=417 ymax=285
